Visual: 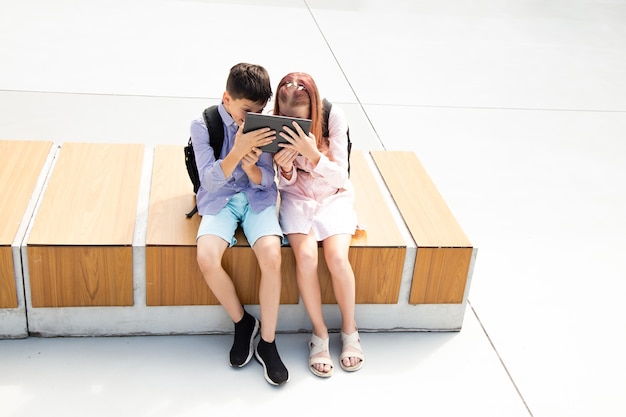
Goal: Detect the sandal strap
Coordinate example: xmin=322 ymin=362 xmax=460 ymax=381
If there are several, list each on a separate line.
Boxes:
xmin=309 ymin=333 xmax=329 ymax=356
xmin=310 ymin=355 xmax=334 ymax=367
xmin=309 ymin=333 xmax=334 ymax=371
xmin=340 ymin=330 xmax=364 ymax=361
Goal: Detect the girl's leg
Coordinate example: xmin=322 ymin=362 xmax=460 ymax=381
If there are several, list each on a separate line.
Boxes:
xmin=288 ymin=232 xmax=326 ymax=337
xmin=289 ymin=232 xmax=333 ymax=375
xmin=322 ymin=234 xmax=362 ymax=369
xmin=322 ymin=234 xmax=356 ymax=332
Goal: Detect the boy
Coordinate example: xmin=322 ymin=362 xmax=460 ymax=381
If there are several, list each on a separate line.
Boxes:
xmin=190 ymin=63 xmax=288 ymax=385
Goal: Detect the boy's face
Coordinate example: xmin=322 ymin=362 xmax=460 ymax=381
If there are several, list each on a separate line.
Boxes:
xmin=223 ymin=91 xmax=267 ymax=127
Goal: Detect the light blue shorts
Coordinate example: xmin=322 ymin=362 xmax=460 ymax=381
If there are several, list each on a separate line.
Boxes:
xmin=197 ymin=193 xmax=282 ymax=247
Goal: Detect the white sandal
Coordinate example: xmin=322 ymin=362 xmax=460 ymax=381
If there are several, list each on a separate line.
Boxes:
xmin=340 ymin=330 xmax=364 ymax=372
xmin=309 ymin=333 xmax=334 ymax=378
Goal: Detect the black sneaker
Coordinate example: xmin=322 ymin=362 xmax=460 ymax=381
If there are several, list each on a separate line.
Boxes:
xmin=229 ymin=311 xmax=259 ymax=367
xmin=255 ymin=338 xmax=289 ymax=386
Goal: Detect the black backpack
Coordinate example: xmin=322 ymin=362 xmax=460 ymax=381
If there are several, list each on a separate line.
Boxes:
xmin=184 ymin=106 xmax=223 ymax=218
xmin=184 ymin=99 xmax=351 ymax=218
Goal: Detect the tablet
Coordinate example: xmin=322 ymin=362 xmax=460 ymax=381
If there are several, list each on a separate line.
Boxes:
xmin=243 ymin=112 xmax=312 ymax=153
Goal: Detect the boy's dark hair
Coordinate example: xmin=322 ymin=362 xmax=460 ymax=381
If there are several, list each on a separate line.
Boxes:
xmin=226 ymin=63 xmax=273 ymax=103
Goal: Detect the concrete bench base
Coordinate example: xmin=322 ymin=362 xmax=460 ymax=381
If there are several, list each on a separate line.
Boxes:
xmin=25 ymin=304 xmax=473 ymax=337
xmin=1 ymin=245 xmax=29 ymax=338
xmin=26 ymin=236 xmax=474 ymax=336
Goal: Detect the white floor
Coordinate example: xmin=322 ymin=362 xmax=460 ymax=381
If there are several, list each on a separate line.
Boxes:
xmin=1 ymin=1 xmax=625 ymax=416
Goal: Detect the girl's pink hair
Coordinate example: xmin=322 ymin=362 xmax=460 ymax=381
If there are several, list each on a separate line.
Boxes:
xmin=273 ymin=72 xmax=324 ymax=148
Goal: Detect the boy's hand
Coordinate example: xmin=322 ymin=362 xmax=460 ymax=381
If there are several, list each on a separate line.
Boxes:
xmin=233 ymin=123 xmax=275 ymax=157
xmin=241 ymin=148 xmax=262 ymax=173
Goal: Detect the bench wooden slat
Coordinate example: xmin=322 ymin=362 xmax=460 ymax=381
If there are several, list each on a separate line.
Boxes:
xmin=0 ymin=140 xmax=53 ymax=243
xmin=371 ymin=151 xmax=472 ymax=304
xmin=0 ymin=248 xmax=16 ymax=308
xmin=146 ymin=146 xmax=407 ymax=306
xmin=412 ymin=247 xmax=474 ymax=304
xmin=370 ymin=151 xmax=471 ymax=247
xmin=28 ymin=142 xmax=143 ymax=245
xmin=145 ymin=145 xmax=300 ymax=306
xmin=27 ymin=142 xmax=143 ymax=307
xmin=145 ymin=245 xmax=300 ymax=306
xmin=349 ymin=151 xmax=407 ymax=248
xmin=28 ymin=246 xmax=134 ymax=307
xmin=147 ymin=144 xmax=200 ymax=246
xmin=0 ymin=140 xmax=53 ymax=308
xmin=325 ymin=150 xmax=406 ymax=304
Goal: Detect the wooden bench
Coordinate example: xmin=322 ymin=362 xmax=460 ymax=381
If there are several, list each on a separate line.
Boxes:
xmin=26 ymin=142 xmax=144 ymax=307
xmin=371 ymin=151 xmax=474 ymax=305
xmin=145 ymin=146 xmax=407 ymax=307
xmin=1 ymin=140 xmax=54 ymax=337
xmin=7 ymin=139 xmax=474 ymax=336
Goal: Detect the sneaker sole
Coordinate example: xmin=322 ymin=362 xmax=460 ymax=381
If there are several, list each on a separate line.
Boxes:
xmin=254 ymin=349 xmax=290 ymax=386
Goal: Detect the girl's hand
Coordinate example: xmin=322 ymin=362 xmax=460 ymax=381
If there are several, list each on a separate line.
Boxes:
xmin=279 ymin=121 xmax=321 ymax=165
xmin=274 ymin=147 xmax=298 ymax=172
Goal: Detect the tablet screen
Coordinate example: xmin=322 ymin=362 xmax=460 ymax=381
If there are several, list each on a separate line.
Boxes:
xmin=243 ymin=113 xmax=312 ymax=153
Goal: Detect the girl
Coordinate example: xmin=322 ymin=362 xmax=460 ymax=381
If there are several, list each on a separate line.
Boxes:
xmin=273 ymin=72 xmax=364 ymax=378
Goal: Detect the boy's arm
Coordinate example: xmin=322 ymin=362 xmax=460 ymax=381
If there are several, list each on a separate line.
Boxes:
xmin=240 ymin=149 xmax=264 ymax=184
xmin=220 ymin=140 xmax=247 ymax=179
xmin=251 ymin=151 xmax=277 ymax=188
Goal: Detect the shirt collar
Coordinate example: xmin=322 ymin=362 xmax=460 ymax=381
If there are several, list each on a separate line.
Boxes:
xmin=218 ymin=102 xmax=238 ymax=134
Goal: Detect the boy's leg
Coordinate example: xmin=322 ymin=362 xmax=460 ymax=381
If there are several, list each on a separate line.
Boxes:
xmin=251 ymin=235 xmax=282 ymax=341
xmin=252 ymin=234 xmax=288 ymax=385
xmin=243 ymin=206 xmax=289 ymax=385
xmin=242 ymin=204 xmax=284 ymax=341
xmin=196 ymin=234 xmax=243 ymax=321
xmin=196 ymin=204 xmax=259 ymax=367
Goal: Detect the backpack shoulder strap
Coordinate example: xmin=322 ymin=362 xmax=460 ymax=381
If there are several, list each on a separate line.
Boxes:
xmin=203 ymin=105 xmax=224 ymax=160
xmin=322 ymin=98 xmax=332 ymax=138
xmin=321 ymin=98 xmax=352 ymax=176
